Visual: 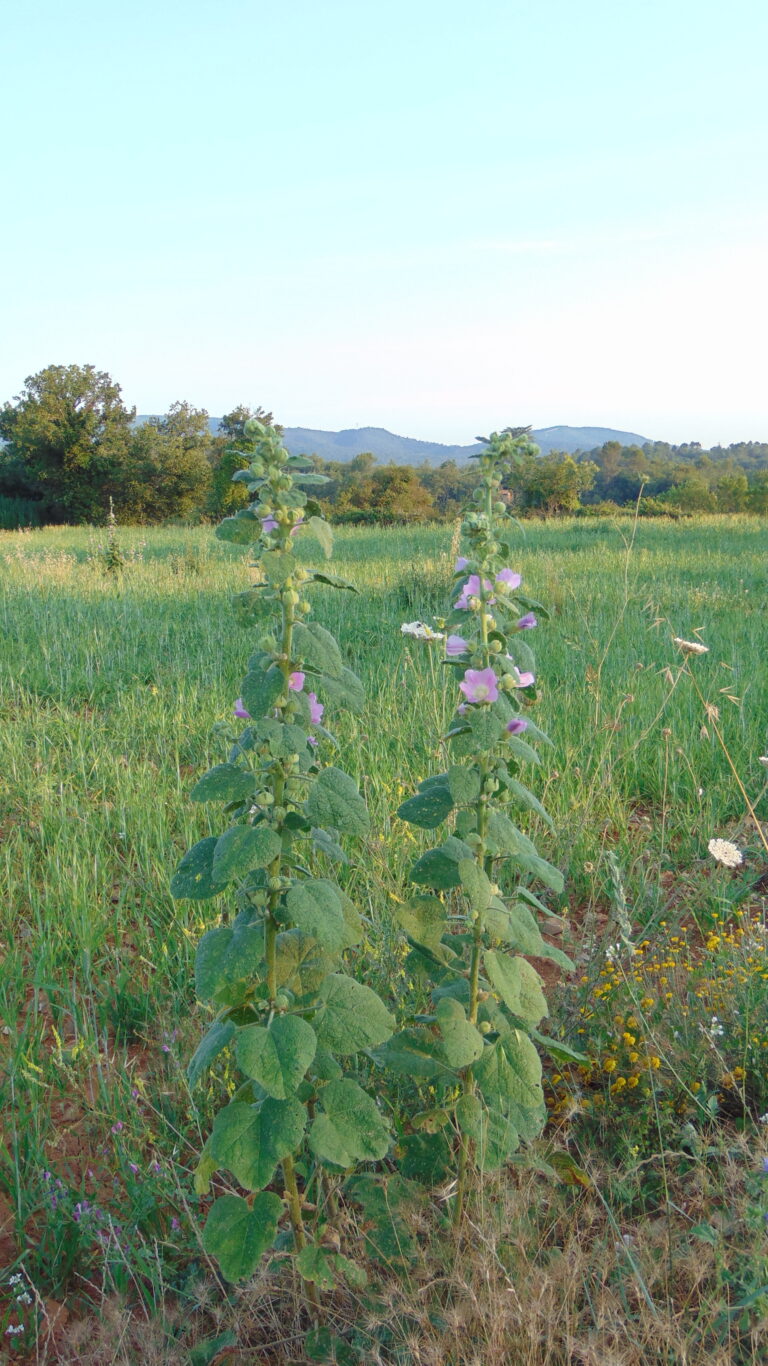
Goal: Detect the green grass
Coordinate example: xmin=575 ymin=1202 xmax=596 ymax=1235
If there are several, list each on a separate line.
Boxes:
xmin=1 ymin=514 xmax=768 ymax=1360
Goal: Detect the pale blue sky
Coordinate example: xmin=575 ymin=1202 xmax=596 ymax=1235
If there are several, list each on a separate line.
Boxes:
xmin=2 ymin=0 xmax=767 ymax=444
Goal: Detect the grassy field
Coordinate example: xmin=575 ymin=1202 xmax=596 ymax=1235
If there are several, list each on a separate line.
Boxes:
xmin=1 ymin=515 xmax=768 ymax=1363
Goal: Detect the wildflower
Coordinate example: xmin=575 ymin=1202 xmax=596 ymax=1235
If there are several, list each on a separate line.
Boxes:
xmin=446 ymin=633 xmax=469 ymax=657
xmin=171 ymin=1216 xmax=181 ymax=1231
xmin=261 ymin=516 xmax=278 ymax=534
xmin=673 ymin=636 xmax=709 ymax=656
xmin=288 ymin=671 xmax=305 ymax=691
xmin=455 ymin=575 xmax=494 ymax=609
xmin=603 ymin=1059 xmax=617 ymax=1073
xmin=506 ymin=718 xmax=528 ymax=735
xmin=495 ymin=568 xmax=522 ymax=590
xmin=400 ymin=620 xmax=444 ymax=641
xmin=129 ymin=1162 xmax=139 ymax=1175
xmin=308 ymin=692 xmax=324 ymax=726
xmin=459 ymin=667 xmax=499 ymax=705
xmin=505 ymin=659 xmax=535 ymax=688
xmin=760 ymin=756 xmax=768 ymax=767
xmin=708 ymin=837 xmax=743 ymax=869
xmin=516 ymin=612 xmax=537 ymax=630
xmin=111 ymin=1122 xmax=124 ymax=1134
xmin=234 ymin=698 xmax=251 ymax=719
xmin=648 ymin=1056 xmax=661 ymax=1070
xmin=454 ymin=556 xmax=469 ymax=571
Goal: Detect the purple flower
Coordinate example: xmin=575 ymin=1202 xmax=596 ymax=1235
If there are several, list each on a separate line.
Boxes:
xmin=129 ymin=1162 xmax=139 ymax=1175
xmin=308 ymin=735 xmax=319 ymax=747
xmin=455 ymin=575 xmax=495 ymax=610
xmin=514 ymin=670 xmax=535 ymax=689
xmin=454 ymin=556 xmax=470 ymax=571
xmin=288 ymin=671 xmax=305 ymax=692
xmin=496 ymin=569 xmax=522 ymax=591
xmin=446 ymin=633 xmax=469 ymax=657
xmin=261 ymin=515 xmax=278 ymax=534
xmin=457 ymin=703 xmax=468 ymax=716
xmin=171 ymin=1216 xmax=181 ymax=1231
xmin=506 ymin=718 xmax=528 ymax=735
xmin=111 ymin=1122 xmax=124 ymax=1134
xmin=762 ymin=1158 xmax=768 ymax=1176
xmin=234 ymin=697 xmax=251 ymax=719
xmin=516 ymin=613 xmax=537 ymax=630
xmin=459 ymin=667 xmax=499 ymax=705
xmin=308 ymin=691 xmax=324 ymax=726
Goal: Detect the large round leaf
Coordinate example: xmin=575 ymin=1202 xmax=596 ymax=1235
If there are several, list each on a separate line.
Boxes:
xmin=209 ymin=1097 xmax=306 ymax=1191
xmin=315 ymin=974 xmax=394 ymax=1056
xmin=202 ymin=1192 xmax=283 ymax=1281
xmin=309 ymin=1078 xmax=390 ymax=1167
xmin=236 ymin=1015 xmax=317 ymax=1098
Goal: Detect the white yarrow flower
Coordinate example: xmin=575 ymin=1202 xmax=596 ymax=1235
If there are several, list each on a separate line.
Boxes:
xmin=400 ymin=621 xmax=445 ymax=641
xmin=673 ymin=636 xmax=709 ymax=656
xmin=707 ymin=837 xmax=743 ymax=869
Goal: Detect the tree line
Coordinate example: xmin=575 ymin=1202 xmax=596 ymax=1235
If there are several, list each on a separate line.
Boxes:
xmin=2 ymin=364 xmax=768 ymax=527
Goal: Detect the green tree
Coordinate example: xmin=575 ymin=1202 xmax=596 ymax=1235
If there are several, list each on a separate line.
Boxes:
xmin=119 ymin=417 xmax=212 ymax=522
xmin=508 ymin=453 xmax=598 ymax=515
xmin=0 ymin=364 xmax=134 ymax=522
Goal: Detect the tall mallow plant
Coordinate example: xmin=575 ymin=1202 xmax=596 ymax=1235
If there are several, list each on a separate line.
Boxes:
xmin=171 ymin=420 xmax=393 ymax=1303
xmin=382 ymin=428 xmax=572 ymax=1227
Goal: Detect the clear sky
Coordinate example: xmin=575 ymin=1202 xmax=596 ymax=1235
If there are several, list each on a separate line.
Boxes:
xmin=2 ymin=0 xmax=767 ymax=445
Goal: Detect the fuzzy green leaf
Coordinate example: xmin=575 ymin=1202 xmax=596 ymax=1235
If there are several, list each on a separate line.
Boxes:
xmin=274 ymin=929 xmax=338 ymax=994
xmin=293 ymin=621 xmax=344 ymax=678
xmin=370 ymin=1027 xmax=446 ymax=1079
xmin=346 ymin=1174 xmax=422 ymax=1267
xmin=190 ymin=763 xmax=255 ymax=804
xmin=240 ymin=666 xmax=285 ymax=719
xmin=397 ymin=785 xmax=454 ymax=829
xmin=236 ymin=1015 xmax=317 ymax=1098
xmin=446 ymin=764 xmax=482 ymax=805
xmin=394 ymin=895 xmax=447 ymax=953
xmin=195 ymin=920 xmax=265 ymax=1002
xmin=212 ymin=825 xmax=282 ymax=882
xmin=315 ymin=974 xmax=394 ymax=1055
xmin=309 ymin=1078 xmax=390 ymax=1167
xmin=506 ymin=778 xmax=554 ymax=828
xmin=457 ymin=857 xmax=493 ymax=913
xmin=484 ymin=950 xmax=548 ymax=1025
xmin=435 ymin=997 xmax=485 ymax=1068
xmin=409 ymin=835 xmax=474 ymax=889
xmin=312 ymin=666 xmax=366 ymax=714
xmin=209 ymin=1097 xmax=306 ymax=1191
xmin=171 ymin=836 xmax=229 ymax=901
xmin=310 ymin=571 xmax=357 ymax=592
xmin=307 ymin=515 xmax=333 ymax=558
xmin=473 ymin=1029 xmax=544 ymax=1116
xmin=305 ymin=767 xmax=369 ymax=838
xmin=202 ymin=1192 xmax=283 ymax=1282
xmin=187 ymin=1018 xmax=236 ymax=1087
xmin=284 ymin=878 xmax=354 ymax=953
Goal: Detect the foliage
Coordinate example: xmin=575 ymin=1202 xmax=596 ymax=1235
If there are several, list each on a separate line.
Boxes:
xmin=381 ymin=428 xmax=571 ymax=1224
xmin=172 ymin=422 xmax=393 ymax=1309
xmin=0 ymin=364 xmax=135 ymax=523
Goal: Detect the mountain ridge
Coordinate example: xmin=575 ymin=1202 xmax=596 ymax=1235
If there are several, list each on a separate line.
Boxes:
xmin=136 ymin=418 xmax=651 ymax=464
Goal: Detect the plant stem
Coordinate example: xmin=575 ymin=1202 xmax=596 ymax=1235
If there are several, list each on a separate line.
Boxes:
xmin=283 ymin=1153 xmax=322 ymax=1319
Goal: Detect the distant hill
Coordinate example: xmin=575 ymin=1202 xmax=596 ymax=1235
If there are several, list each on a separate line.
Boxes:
xmin=280 ymin=424 xmax=651 ymax=463
xmin=136 ymin=418 xmax=651 ymax=463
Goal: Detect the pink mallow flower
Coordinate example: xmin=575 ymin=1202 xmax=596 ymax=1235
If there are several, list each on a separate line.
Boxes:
xmin=454 ymin=556 xmax=470 ymax=571
xmin=289 ymin=671 xmax=305 ymax=691
xmin=234 ymin=698 xmax=251 ymax=719
xmin=495 ymin=568 xmax=522 ymax=591
xmin=308 ymin=692 xmax=324 ymax=726
xmin=261 ymin=516 xmax=278 ymax=534
xmin=516 ymin=612 xmax=537 ymax=629
xmin=459 ymin=667 xmax=499 ymax=705
xmin=446 ymin=633 xmax=469 ymax=657
xmin=455 ymin=575 xmax=495 ymax=609
xmin=506 ymin=718 xmax=529 ymax=735
xmin=512 ymin=668 xmax=535 ymax=688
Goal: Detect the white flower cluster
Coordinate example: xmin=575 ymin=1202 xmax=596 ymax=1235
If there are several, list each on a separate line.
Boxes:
xmin=673 ymin=636 xmax=709 ymax=656
xmin=604 ymin=941 xmax=623 ymax=963
xmin=703 ymin=1014 xmax=725 ymax=1039
xmin=400 ymin=621 xmax=445 ymax=642
xmin=707 ymin=837 xmax=743 ymax=869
